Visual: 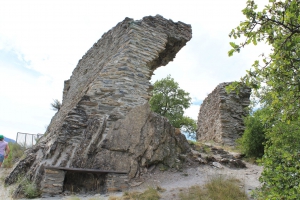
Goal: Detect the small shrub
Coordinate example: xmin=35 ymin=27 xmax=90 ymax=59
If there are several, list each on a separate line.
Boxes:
xmin=51 ymin=99 xmax=61 ymax=111
xmin=22 ymin=179 xmax=40 ymax=199
xmin=236 ymin=109 xmax=266 ymax=158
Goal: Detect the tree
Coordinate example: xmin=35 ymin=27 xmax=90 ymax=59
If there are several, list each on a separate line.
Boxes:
xmin=236 ymin=109 xmax=266 ymax=158
xmin=259 ymin=121 xmax=300 ymax=199
xmin=228 ymin=0 xmax=300 ymax=122
xmin=229 ymin=0 xmax=300 ymax=198
xmin=150 ymin=75 xmax=197 ymax=139
xmin=51 ymin=99 xmax=61 ymax=111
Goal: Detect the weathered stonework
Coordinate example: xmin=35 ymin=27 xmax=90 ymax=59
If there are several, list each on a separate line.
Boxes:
xmin=41 ymin=169 xmax=65 ymax=197
xmin=197 ymin=82 xmax=251 ymax=146
xmin=6 ymin=15 xmax=192 ymax=198
xmin=105 ymin=173 xmax=129 ymax=193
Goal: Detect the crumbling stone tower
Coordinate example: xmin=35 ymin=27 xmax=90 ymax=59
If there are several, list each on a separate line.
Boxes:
xmin=6 ymin=15 xmax=192 ymax=197
xmin=197 ymin=82 xmax=251 ymax=146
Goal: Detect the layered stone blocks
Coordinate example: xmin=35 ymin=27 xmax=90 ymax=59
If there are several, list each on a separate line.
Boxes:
xmin=41 ymin=168 xmax=65 ymax=197
xmin=197 ymin=82 xmax=251 ymax=146
xmin=105 ymin=173 xmax=129 ymax=193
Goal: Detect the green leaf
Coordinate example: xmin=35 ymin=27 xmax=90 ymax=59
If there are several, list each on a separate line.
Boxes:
xmin=228 ymin=49 xmax=235 ymax=57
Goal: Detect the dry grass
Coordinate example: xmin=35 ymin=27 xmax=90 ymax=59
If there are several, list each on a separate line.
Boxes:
xmin=21 ymin=178 xmax=41 ymax=199
xmin=243 ymin=156 xmax=258 ymax=164
xmin=109 ymin=187 xmax=161 ymax=200
xmin=88 ymin=197 xmax=105 ymax=200
xmin=65 ymin=196 xmax=81 ymax=200
xmin=180 ymin=176 xmax=248 ymax=200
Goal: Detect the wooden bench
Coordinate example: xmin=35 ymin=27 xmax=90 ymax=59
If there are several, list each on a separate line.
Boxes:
xmin=44 ymin=166 xmax=127 ymax=174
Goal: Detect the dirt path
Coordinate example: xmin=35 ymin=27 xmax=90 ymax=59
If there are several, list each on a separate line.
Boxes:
xmin=0 ymin=162 xmax=262 ymax=200
xmin=128 ymin=162 xmax=262 ymax=200
xmin=0 ymin=168 xmax=15 ymax=200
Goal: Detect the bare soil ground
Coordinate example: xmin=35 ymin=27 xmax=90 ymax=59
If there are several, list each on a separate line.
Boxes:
xmin=0 ymin=168 xmax=15 ymax=200
xmin=0 ymin=161 xmax=262 ymax=200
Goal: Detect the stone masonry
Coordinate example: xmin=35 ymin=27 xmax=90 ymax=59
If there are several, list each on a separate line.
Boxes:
xmin=197 ymin=82 xmax=251 ymax=146
xmin=6 ymin=15 xmax=192 ymax=198
xmin=41 ymin=168 xmax=65 ymax=196
xmin=105 ymin=173 xmax=129 ymax=193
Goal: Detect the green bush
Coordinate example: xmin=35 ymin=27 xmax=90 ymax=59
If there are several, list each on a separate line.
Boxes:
xmin=257 ymin=121 xmax=300 ymax=199
xmin=3 ymin=142 xmax=25 ymax=168
xmin=22 ymin=179 xmax=40 ymax=198
xmin=236 ymin=109 xmax=266 ymax=158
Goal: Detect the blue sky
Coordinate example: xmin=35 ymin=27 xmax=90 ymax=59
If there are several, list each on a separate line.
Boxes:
xmin=0 ymin=0 xmax=270 ymax=140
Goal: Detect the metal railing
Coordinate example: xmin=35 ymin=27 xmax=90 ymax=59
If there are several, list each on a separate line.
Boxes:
xmin=16 ymin=132 xmax=44 ymax=148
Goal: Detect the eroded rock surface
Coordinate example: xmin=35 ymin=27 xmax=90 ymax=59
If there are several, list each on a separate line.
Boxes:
xmin=100 ymin=103 xmax=191 ymax=177
xmin=6 ymin=15 xmax=192 ymax=197
xmin=197 ymin=82 xmax=251 ymax=146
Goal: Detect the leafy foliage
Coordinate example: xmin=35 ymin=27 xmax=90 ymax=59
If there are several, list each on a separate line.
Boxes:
xmin=229 ymin=0 xmax=300 ymax=198
xmin=150 ymin=75 xmax=197 ymax=138
xmin=258 ymin=121 xmax=300 ymax=199
xmin=51 ymin=99 xmax=61 ymax=111
xmin=236 ymin=109 xmax=266 ymax=158
xmin=228 ymin=0 xmax=300 ymax=122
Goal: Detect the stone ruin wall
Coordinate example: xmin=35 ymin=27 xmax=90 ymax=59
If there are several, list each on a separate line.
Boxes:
xmin=197 ymin=82 xmax=251 ymax=146
xmin=6 ymin=15 xmax=192 ymax=197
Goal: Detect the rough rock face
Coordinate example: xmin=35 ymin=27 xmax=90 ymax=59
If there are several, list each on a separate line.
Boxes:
xmin=99 ymin=103 xmax=191 ymax=177
xmin=197 ymin=82 xmax=251 ymax=146
xmin=6 ymin=15 xmax=192 ymax=197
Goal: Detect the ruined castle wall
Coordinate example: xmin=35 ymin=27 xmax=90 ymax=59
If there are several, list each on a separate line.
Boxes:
xmin=49 ymin=16 xmax=191 ymax=137
xmin=197 ymin=82 xmax=251 ymax=146
xmin=6 ymin=15 xmax=192 ymax=197
xmin=45 ymin=15 xmax=191 ymax=169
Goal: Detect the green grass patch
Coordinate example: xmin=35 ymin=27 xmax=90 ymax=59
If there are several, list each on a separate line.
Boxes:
xmin=121 ymin=187 xmax=160 ymax=200
xmin=125 ymin=188 xmax=159 ymax=200
xmin=3 ymin=142 xmax=25 ymax=168
xmin=22 ymin=179 xmax=40 ymax=199
xmin=180 ymin=176 xmax=248 ymax=200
